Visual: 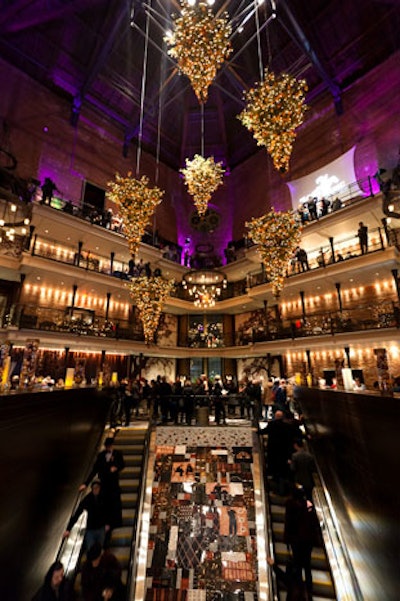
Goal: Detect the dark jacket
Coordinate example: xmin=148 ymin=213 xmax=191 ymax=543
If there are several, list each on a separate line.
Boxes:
xmin=85 ymin=450 xmax=125 ymax=491
xmin=67 ymin=491 xmax=109 ymax=532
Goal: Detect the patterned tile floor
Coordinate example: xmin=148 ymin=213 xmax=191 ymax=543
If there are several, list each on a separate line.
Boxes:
xmin=136 ymin=427 xmax=269 ymax=601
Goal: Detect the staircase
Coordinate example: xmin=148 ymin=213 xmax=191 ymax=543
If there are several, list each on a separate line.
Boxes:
xmin=107 ymin=425 xmax=149 ymax=584
xmin=261 ymin=438 xmax=336 ymax=600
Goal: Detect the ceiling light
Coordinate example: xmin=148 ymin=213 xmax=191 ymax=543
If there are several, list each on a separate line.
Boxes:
xmin=182 ymin=269 xmax=227 ymax=309
xmin=10 ymin=204 xmax=17 ymax=212
xmin=24 ymin=218 xmax=30 ymax=225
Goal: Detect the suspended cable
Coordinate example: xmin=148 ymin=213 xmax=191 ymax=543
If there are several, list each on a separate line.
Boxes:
xmin=136 ymin=1 xmax=151 ymax=177
xmin=201 ymin=102 xmax=205 ymax=157
xmin=254 ymin=0 xmax=264 ymax=82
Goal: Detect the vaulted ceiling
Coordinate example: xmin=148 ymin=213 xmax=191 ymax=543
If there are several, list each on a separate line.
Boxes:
xmin=0 ymin=0 xmax=399 ymax=171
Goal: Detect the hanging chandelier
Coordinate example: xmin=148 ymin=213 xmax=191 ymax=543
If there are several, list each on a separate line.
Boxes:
xmin=166 ymin=0 xmax=232 ymax=104
xmin=238 ymin=68 xmax=308 ymax=172
xmin=0 ymin=196 xmax=31 ymax=252
xmin=126 ymin=275 xmax=174 ymax=344
xmin=246 ymin=208 xmax=301 ymax=297
xmin=106 ymin=173 xmax=164 ymax=256
xmin=182 ymin=269 xmax=227 ymax=309
xmin=181 ymin=154 xmax=225 ymax=216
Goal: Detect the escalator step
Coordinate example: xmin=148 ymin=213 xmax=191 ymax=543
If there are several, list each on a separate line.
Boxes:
xmin=276 ymin=564 xmax=335 ymax=598
xmin=274 ymin=542 xmax=329 ymax=570
xmin=121 ymin=492 xmax=139 ymax=507
xmin=110 ymin=526 xmax=134 ymax=546
xmin=110 ymin=546 xmax=131 ymax=568
xmin=120 ymin=478 xmax=141 ymax=490
xmin=270 ymin=504 xmax=285 ymax=522
xmin=122 ymin=508 xmax=137 ymax=526
xmin=121 ymin=466 xmax=142 ymax=477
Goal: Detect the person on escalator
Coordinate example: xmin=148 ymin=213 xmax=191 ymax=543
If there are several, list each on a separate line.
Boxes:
xmin=267 ymin=556 xmax=308 ymax=600
xmin=81 ymin=542 xmax=125 ymax=601
xmin=284 ymin=485 xmax=322 ymax=600
xmin=79 ymin=437 xmax=125 ymax=534
xmin=63 ymin=480 xmax=110 ymax=551
xmin=32 ymin=561 xmax=74 ymax=601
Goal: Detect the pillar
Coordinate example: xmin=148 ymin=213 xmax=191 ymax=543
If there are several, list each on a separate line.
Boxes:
xmin=381 ymin=218 xmax=391 ymax=246
xmin=105 ymin=292 xmax=111 ymax=321
xmin=391 ymin=269 xmax=400 ymax=302
xmin=76 ymin=241 xmax=83 ymax=266
xmin=31 ymin=233 xmax=37 ymax=255
xmin=71 ymin=284 xmax=78 ymax=311
xmin=378 ymin=226 xmax=385 ymax=250
xmin=329 ymin=237 xmax=336 ymax=262
xmin=335 ymin=282 xmax=343 ymax=313
xmin=300 ymin=290 xmax=306 ymax=320
xmin=344 ymin=346 xmax=351 ymax=368
xmin=264 ymin=299 xmax=270 ymax=336
xmin=110 ymin=251 xmax=115 ymax=274
xmin=306 ymin=349 xmax=312 ymax=372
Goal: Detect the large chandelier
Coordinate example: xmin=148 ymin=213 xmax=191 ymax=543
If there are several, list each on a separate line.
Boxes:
xmin=182 ymin=269 xmax=227 ymax=309
xmin=246 ymin=209 xmax=301 ymax=297
xmin=106 ymin=173 xmax=164 ymax=256
xmin=181 ymin=154 xmax=225 ymax=216
xmin=239 ymin=68 xmax=308 ymax=172
xmin=126 ymin=275 xmax=174 ymax=344
xmin=166 ymin=1 xmax=232 ymax=104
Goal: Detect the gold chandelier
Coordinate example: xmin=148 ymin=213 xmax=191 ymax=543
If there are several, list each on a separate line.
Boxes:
xmin=239 ymin=68 xmax=308 ymax=172
xmin=246 ymin=209 xmax=301 ymax=297
xmin=181 ymin=154 xmax=225 ymax=216
xmin=182 ymin=269 xmax=227 ymax=309
xmin=106 ymin=173 xmax=164 ymax=256
xmin=126 ymin=275 xmax=174 ymax=344
xmin=166 ymin=1 xmax=232 ymax=104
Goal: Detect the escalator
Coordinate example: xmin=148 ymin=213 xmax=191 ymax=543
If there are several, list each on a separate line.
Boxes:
xmin=107 ymin=425 xmax=148 ymax=582
xmin=261 ymin=436 xmax=337 ymax=600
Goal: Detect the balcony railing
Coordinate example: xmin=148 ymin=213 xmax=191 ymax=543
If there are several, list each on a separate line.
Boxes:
xmin=1 ymin=299 xmax=398 ymax=345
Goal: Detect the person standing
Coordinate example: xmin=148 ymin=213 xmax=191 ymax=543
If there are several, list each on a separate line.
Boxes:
xmin=64 ymin=481 xmax=110 ymax=551
xmin=81 ymin=543 xmax=124 ymax=601
xmin=32 ymin=561 xmax=73 ymax=601
xmin=41 ymin=177 xmax=59 ymax=205
xmin=284 ymin=486 xmax=321 ymax=600
xmin=357 ymin=221 xmax=368 ymax=254
xmin=80 ymin=437 xmax=125 ymax=531
xmin=289 ymin=440 xmax=316 ymax=501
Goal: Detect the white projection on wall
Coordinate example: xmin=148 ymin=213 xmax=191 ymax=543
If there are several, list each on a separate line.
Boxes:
xmin=287 ymin=146 xmax=364 ymax=210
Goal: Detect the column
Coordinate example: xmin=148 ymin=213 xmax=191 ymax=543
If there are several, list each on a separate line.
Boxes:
xmin=335 ymin=282 xmax=343 ymax=313
xmin=344 ymin=346 xmax=351 ymax=368
xmin=71 ymin=284 xmax=78 ymax=311
xmin=329 ymin=237 xmax=336 ymax=263
xmin=105 ymin=292 xmax=112 ymax=321
xmin=75 ymin=241 xmax=83 ymax=266
xmin=264 ymin=299 xmax=270 ymax=336
xmin=110 ymin=251 xmax=115 ymax=274
xmin=391 ymin=269 xmax=400 ymax=302
xmin=306 ymin=349 xmax=312 ymax=372
xmin=300 ymin=290 xmax=306 ymax=320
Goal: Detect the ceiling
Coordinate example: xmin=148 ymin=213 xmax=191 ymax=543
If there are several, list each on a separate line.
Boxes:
xmin=0 ymin=0 xmax=399 ymax=172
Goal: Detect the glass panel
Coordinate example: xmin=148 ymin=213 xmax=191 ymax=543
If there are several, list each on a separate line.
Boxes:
xmin=190 ymin=357 xmax=203 ymax=381
xmin=207 ymin=357 xmax=222 ymax=380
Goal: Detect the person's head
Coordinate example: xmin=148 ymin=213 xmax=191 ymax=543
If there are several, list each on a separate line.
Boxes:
xmin=91 ymin=480 xmax=101 ymax=496
xmin=293 ymin=439 xmax=304 ymax=451
xmin=104 ymin=437 xmax=114 ymax=450
xmin=87 ymin=542 xmax=103 ymax=566
xmin=44 ymin=561 xmax=64 ymax=590
xmin=274 ymin=410 xmax=284 ymax=420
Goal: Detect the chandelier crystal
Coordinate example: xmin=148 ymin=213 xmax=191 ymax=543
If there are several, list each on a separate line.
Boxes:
xmin=246 ymin=208 xmax=302 ymax=297
xmin=166 ymin=1 xmax=232 ymax=104
xmin=181 ymin=154 xmax=225 ymax=216
xmin=126 ymin=275 xmax=174 ymax=344
xmin=107 ymin=173 xmax=164 ymax=256
xmin=182 ymin=269 xmax=227 ymax=309
xmin=239 ymin=68 xmax=308 ymax=172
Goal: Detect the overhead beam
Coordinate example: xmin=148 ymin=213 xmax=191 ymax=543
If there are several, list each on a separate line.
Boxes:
xmin=278 ymin=0 xmax=343 ymax=115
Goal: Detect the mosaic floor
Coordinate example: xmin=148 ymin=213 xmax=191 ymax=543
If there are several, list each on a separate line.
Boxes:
xmin=143 ymin=427 xmax=266 ymax=601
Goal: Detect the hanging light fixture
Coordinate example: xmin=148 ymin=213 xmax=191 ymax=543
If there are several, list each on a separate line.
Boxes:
xmin=0 ymin=197 xmax=31 ymax=248
xmin=181 ymin=154 xmax=225 ymax=216
xmin=166 ymin=0 xmax=232 ymax=104
xmin=182 ymin=269 xmax=227 ymax=309
xmin=246 ymin=208 xmax=301 ymax=297
xmin=126 ymin=275 xmax=174 ymax=344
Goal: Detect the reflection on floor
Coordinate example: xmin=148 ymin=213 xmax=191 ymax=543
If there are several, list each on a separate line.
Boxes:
xmin=145 ymin=427 xmax=264 ymax=601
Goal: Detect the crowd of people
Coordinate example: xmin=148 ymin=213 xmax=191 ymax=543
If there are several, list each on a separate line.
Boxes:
xmin=33 ymin=372 xmax=322 ymax=600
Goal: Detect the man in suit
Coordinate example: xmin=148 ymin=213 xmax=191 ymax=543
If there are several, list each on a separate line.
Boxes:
xmin=80 ymin=437 xmax=125 ymax=530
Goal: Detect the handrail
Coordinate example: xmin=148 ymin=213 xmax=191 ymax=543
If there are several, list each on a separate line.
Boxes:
xmin=126 ymin=424 xmax=152 ymax=601
xmin=257 ymin=430 xmax=279 ymax=601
